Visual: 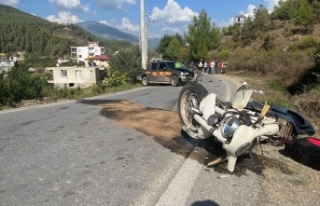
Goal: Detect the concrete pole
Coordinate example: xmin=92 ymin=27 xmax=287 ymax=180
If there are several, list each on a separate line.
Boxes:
xmin=140 ymin=0 xmax=147 ymax=69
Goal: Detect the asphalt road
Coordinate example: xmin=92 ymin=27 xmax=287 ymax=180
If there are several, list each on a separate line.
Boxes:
xmin=0 ymin=74 xmax=265 ymax=206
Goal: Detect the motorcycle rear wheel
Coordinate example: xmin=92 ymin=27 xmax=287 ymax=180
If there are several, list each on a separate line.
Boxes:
xmin=178 ymin=83 xmax=209 ymax=133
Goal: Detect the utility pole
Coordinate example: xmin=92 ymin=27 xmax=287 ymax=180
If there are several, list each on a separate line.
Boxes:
xmin=140 ymin=0 xmax=147 ymax=69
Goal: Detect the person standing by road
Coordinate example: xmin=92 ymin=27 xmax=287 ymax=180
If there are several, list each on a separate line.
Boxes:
xmin=197 ymin=59 xmax=203 ymax=81
xmin=219 ymin=60 xmax=224 ymax=74
xmin=222 ymin=61 xmax=227 ymax=74
xmin=203 ymin=61 xmax=208 ymax=73
xmin=210 ymin=60 xmax=215 ymax=75
xmin=198 ymin=59 xmax=203 ymax=70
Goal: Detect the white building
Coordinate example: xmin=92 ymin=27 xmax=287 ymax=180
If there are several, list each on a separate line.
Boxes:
xmin=71 ymin=42 xmax=106 ymax=63
xmin=234 ymin=14 xmax=246 ymax=25
xmin=46 ymin=66 xmax=106 ymax=88
xmin=0 ymin=55 xmax=17 ymax=73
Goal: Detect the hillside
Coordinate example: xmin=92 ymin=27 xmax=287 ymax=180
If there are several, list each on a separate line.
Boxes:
xmin=0 ymin=4 xmax=135 ymax=58
xmin=218 ymin=19 xmax=320 ymax=136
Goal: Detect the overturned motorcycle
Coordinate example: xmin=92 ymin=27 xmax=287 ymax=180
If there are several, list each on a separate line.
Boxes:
xmin=178 ymin=82 xmax=315 ymax=172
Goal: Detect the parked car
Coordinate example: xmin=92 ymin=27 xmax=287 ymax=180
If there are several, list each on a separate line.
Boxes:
xmin=136 ymin=60 xmax=196 ymax=86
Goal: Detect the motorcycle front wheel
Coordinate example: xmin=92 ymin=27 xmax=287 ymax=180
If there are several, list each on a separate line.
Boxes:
xmin=178 ymin=83 xmax=209 ymax=133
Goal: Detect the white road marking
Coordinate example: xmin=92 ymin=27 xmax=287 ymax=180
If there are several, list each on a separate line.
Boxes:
xmin=155 ymin=158 xmax=202 ymax=206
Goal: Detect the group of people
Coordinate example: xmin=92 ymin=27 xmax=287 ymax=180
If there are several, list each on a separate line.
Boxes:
xmin=189 ymin=59 xmax=228 ymax=81
xmin=196 ymin=59 xmax=227 ymax=75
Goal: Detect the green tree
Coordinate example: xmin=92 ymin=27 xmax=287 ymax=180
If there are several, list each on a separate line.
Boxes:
xmin=272 ymin=0 xmax=298 ymax=20
xmin=156 ymin=33 xmax=183 ymax=59
xmin=238 ymin=16 xmax=255 ymax=41
xmin=185 ymin=10 xmax=221 ymax=61
xmin=209 ymin=23 xmax=221 ymax=49
xmin=272 ymin=0 xmax=314 ymax=24
xmin=296 ymin=0 xmax=314 ymax=29
xmin=107 ymin=45 xmax=141 ymax=86
xmin=254 ymin=5 xmax=272 ymax=32
xmin=233 ymin=5 xmax=272 ymax=43
xmin=165 ymin=36 xmax=183 ymax=61
xmin=0 ymin=72 xmax=10 ymax=106
xmin=156 ymin=34 xmax=173 ymax=59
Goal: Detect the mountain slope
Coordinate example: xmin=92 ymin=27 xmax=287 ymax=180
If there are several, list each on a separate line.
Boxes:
xmin=77 ymin=21 xmax=139 ymax=43
xmin=0 ymin=4 xmax=104 ymax=56
xmin=0 ymin=4 xmax=137 ymax=57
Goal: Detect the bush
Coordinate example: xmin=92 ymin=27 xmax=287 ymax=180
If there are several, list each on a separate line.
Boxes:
xmin=290 ymin=37 xmax=319 ymax=50
xmin=108 ymin=46 xmax=141 ymax=85
xmin=91 ymin=82 xmax=107 ymax=94
xmin=217 ymin=49 xmax=230 ymax=60
xmin=104 ymin=70 xmax=129 ymax=87
xmin=0 ymin=66 xmax=55 ymax=107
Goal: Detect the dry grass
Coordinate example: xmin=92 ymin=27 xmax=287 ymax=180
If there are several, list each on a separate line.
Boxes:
xmin=223 ymin=22 xmax=320 ymax=137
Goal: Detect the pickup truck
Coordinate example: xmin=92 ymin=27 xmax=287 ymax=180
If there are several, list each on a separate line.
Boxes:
xmin=136 ymin=60 xmax=196 ymax=86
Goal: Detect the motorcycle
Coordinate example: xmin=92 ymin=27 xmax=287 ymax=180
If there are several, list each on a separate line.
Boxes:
xmin=178 ymin=82 xmax=315 ymax=172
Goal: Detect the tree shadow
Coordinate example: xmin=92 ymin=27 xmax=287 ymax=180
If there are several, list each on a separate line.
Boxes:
xmin=287 ymin=65 xmax=320 ymax=95
xmin=278 ymin=142 xmax=320 ymax=171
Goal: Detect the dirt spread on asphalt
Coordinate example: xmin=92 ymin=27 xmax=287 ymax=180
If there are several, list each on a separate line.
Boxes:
xmin=101 ymin=99 xmax=320 ymax=206
xmin=100 ymin=100 xmax=194 ymax=157
xmin=101 ymin=100 xmax=181 ymax=141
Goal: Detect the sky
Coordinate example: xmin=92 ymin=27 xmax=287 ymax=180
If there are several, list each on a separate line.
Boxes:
xmin=0 ymin=0 xmax=282 ymax=38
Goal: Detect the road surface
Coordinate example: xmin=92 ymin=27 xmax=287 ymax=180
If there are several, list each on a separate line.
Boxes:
xmin=0 ymin=74 xmax=266 ymax=206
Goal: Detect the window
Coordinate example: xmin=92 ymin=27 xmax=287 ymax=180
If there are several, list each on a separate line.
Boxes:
xmin=151 ymin=63 xmax=158 ymax=70
xmin=78 ymin=55 xmax=82 ymax=58
xmin=167 ymin=62 xmax=175 ymax=69
xmin=60 ymin=70 xmax=67 ymax=77
xmin=75 ymin=70 xmax=82 ymax=78
xmin=47 ymin=70 xmax=53 ymax=80
xmin=159 ymin=62 xmax=167 ymax=70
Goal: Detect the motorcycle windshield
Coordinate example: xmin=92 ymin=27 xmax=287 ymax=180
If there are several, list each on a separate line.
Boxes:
xmin=232 ymin=84 xmax=253 ymax=109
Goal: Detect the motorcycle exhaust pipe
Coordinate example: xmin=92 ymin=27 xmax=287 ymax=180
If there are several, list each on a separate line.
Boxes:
xmin=207 ymin=156 xmax=227 ymax=167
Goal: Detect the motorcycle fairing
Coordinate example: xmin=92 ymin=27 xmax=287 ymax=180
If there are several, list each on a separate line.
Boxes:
xmin=199 ymin=93 xmax=218 ymax=120
xmin=232 ymin=83 xmax=253 ymax=109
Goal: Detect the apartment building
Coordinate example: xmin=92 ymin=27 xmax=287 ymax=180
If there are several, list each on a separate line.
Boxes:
xmin=70 ymin=42 xmax=106 ymax=63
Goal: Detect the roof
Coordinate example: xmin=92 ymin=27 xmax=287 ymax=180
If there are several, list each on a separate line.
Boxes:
xmin=91 ymin=54 xmax=110 ymax=61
